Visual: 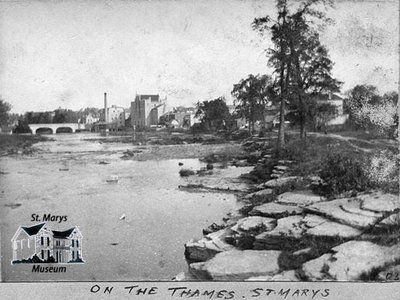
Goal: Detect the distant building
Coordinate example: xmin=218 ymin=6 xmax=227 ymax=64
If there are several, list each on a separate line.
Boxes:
xmin=160 ymin=106 xmax=200 ymax=129
xmin=85 ymin=113 xmax=100 ymax=125
xmin=11 ymin=223 xmax=83 ymax=264
xmin=314 ymin=93 xmax=348 ymax=126
xmin=94 ymin=93 xmax=125 ymax=132
xmin=130 ymin=94 xmax=167 ymax=127
xmin=124 ymin=109 xmax=131 ymax=121
xmin=107 ymin=105 xmax=125 ymax=128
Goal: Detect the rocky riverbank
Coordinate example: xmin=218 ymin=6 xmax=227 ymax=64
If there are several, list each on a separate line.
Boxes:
xmin=182 ymin=135 xmax=400 ymax=281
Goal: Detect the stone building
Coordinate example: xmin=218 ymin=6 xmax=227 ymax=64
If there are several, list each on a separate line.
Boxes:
xmin=106 ymin=105 xmax=126 ymax=128
xmin=130 ymin=94 xmax=167 ymax=127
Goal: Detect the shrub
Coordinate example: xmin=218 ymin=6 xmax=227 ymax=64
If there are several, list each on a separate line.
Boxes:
xmin=274 ymin=138 xmax=310 ymax=162
xmin=364 ymin=150 xmax=399 ymax=194
xmin=231 ymin=129 xmax=251 ymax=141
xmin=13 ymin=120 xmax=32 ymax=134
xmin=317 ymin=153 xmax=371 ymax=198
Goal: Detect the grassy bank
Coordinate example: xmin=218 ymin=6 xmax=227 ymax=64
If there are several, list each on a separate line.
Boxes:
xmin=184 ymin=130 xmax=400 ymax=281
xmin=272 ymin=132 xmax=399 ymax=195
xmin=0 ymin=134 xmax=50 ymax=156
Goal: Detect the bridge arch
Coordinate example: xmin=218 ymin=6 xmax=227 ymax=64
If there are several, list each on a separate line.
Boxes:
xmin=56 ymin=127 xmax=73 ymax=134
xmin=28 ymin=123 xmax=84 ymax=134
xmin=35 ymin=127 xmax=53 ymax=135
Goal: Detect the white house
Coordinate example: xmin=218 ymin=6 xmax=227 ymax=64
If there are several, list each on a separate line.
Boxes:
xmin=85 ymin=113 xmax=100 ymax=125
xmin=315 ymin=93 xmax=349 ymax=126
xmin=11 ymin=223 xmax=83 ymax=264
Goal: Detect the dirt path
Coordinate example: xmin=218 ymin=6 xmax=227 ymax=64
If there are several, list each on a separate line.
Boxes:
xmin=308 ymin=132 xmax=397 ymax=153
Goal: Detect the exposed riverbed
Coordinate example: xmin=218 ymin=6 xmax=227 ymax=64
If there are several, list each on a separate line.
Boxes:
xmin=0 ymin=133 xmax=251 ymax=281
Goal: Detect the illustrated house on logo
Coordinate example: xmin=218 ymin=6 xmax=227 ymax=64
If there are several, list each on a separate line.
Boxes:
xmin=11 ymin=223 xmax=83 ymax=264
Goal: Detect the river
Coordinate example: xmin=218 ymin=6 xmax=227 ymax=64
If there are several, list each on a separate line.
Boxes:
xmin=0 ymin=133 xmax=251 ymax=281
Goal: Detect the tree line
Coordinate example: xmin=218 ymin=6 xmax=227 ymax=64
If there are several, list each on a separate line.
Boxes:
xmin=0 ymin=103 xmax=102 ymax=133
xmin=194 ymin=0 xmax=398 ymax=147
xmin=2 ymin=0 xmax=398 ymax=140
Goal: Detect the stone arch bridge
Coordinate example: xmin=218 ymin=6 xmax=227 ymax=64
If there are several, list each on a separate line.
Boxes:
xmin=28 ymin=123 xmax=86 ymax=134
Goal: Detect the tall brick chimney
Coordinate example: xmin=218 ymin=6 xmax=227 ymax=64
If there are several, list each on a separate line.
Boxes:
xmin=104 ymin=92 xmax=108 ymax=123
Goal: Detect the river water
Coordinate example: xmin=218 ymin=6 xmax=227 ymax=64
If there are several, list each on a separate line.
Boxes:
xmin=0 ymin=133 xmax=251 ymax=281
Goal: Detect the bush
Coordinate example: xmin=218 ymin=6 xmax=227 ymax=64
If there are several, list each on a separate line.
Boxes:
xmin=364 ymin=150 xmax=399 ymax=194
xmin=190 ymin=123 xmax=206 ymax=134
xmin=316 ymin=153 xmax=371 ymax=198
xmin=13 ymin=120 xmax=32 ymax=134
xmin=274 ymin=137 xmax=310 ymax=162
xmin=231 ymin=129 xmax=251 ymax=141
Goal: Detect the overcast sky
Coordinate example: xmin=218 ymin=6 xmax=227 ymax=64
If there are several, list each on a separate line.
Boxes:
xmin=0 ymin=0 xmax=398 ymax=114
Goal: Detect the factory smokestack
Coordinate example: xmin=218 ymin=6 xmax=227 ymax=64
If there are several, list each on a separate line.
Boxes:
xmin=104 ymin=92 xmax=108 ymax=123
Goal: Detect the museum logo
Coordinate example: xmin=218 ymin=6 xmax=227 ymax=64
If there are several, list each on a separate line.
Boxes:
xmin=11 ymin=223 xmax=84 ymax=265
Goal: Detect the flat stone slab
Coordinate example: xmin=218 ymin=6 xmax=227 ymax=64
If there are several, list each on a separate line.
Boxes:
xmin=270 ymin=174 xmax=282 ymax=179
xmin=378 ymin=212 xmax=400 ymax=227
xmin=272 ymin=169 xmax=286 ymax=174
xmin=233 ymin=160 xmax=249 ymax=167
xmin=244 ymin=189 xmax=274 ymax=202
xmin=306 ymin=217 xmax=362 ymax=238
xmin=278 ymin=160 xmax=295 ymax=164
xmin=186 ymin=166 xmax=254 ymax=192
xmin=359 ymin=191 xmax=400 ymax=213
xmin=307 ymin=176 xmax=323 ymax=182
xmin=249 ymin=202 xmax=303 ymax=218
xmin=303 ymin=241 xmax=400 ymax=281
xmin=185 ymin=229 xmax=235 ymax=262
xmin=259 ymin=176 xmax=299 ymax=189
xmin=277 ymin=190 xmax=324 ymax=206
xmin=255 ymin=215 xmax=362 ymax=250
xmin=189 ymin=250 xmax=282 ymax=280
xmin=231 ymin=216 xmax=276 ymax=233
xmin=305 ymin=197 xmax=383 ymax=229
xmin=274 ymin=165 xmax=289 ymax=171
xmin=257 ymin=215 xmax=305 ymax=239
xmin=246 ymin=270 xmax=299 ymax=281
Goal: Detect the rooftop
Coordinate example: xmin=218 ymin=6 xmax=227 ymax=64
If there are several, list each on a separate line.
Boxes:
xmin=21 ymin=223 xmax=46 ymax=236
xmin=52 ymin=228 xmax=75 ymax=239
xmin=135 ymin=94 xmax=160 ymax=102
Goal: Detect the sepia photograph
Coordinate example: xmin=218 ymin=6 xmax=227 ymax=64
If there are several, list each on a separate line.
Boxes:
xmin=0 ymin=0 xmax=399 ymax=289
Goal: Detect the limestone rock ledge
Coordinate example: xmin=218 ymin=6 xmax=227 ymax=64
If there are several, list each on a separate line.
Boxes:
xmin=254 ymin=215 xmax=362 ymax=250
xmin=231 ymin=216 xmax=276 ymax=233
xmin=302 ymin=241 xmax=400 ymax=281
xmin=249 ymin=202 xmax=304 ymax=218
xmin=256 ymin=176 xmax=299 ymax=190
xmin=184 ymin=229 xmax=235 ymax=262
xmin=305 ymin=191 xmax=400 ymax=229
xmin=189 ymin=250 xmax=282 ymax=280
